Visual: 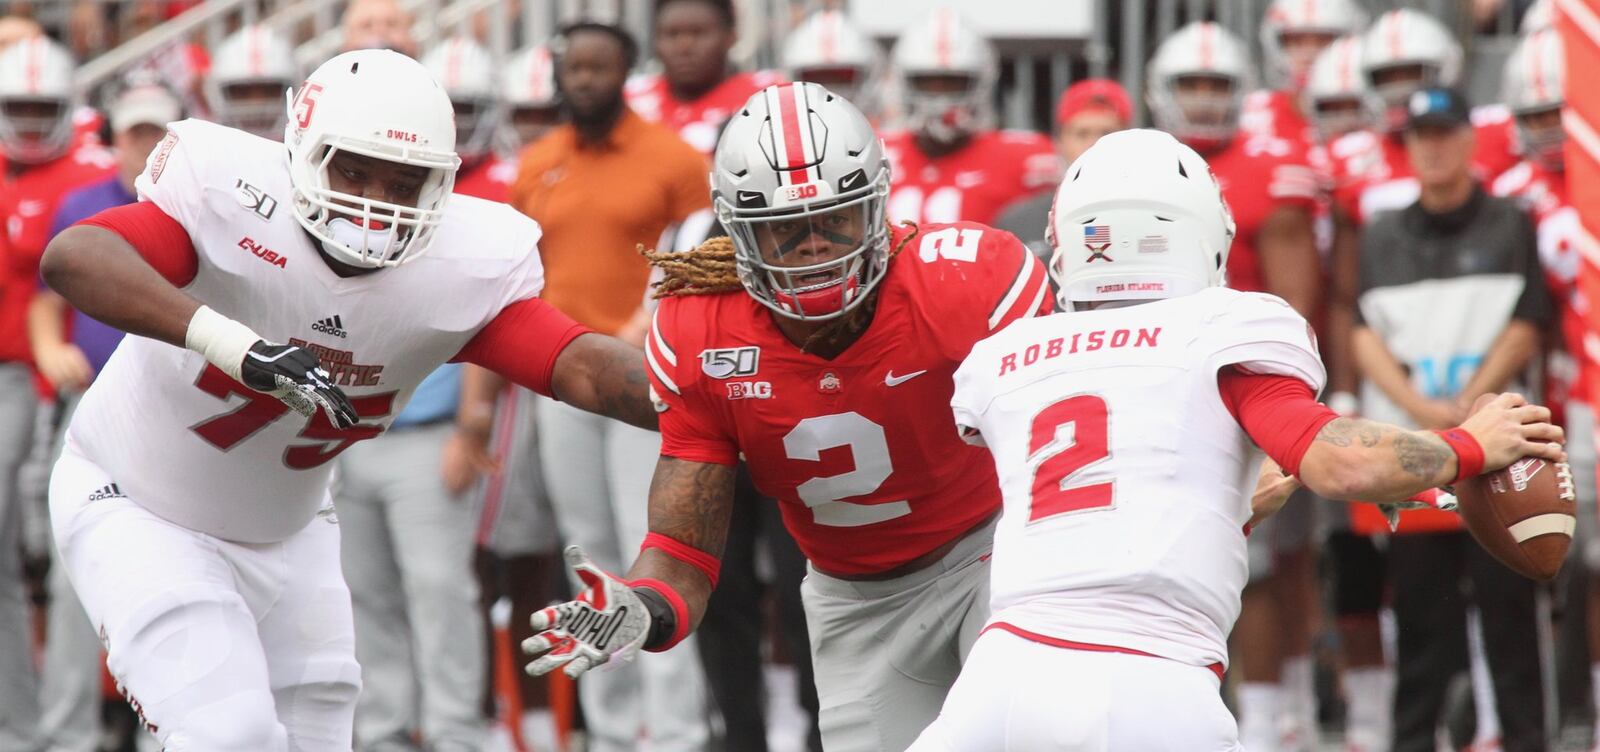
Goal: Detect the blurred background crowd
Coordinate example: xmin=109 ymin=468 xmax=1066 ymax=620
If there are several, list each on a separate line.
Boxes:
xmin=0 ymin=0 xmax=1590 ymax=750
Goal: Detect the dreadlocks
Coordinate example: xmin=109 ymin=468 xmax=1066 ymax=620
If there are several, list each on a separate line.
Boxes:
xmin=641 ymin=220 xmax=920 ymax=300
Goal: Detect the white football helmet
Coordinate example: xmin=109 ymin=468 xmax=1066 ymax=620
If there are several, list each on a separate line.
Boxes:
xmin=0 ymin=36 xmax=76 ymax=164
xmin=711 ymin=83 xmax=891 ymax=321
xmin=206 ymin=25 xmax=297 ymax=140
xmin=1146 ymin=22 xmax=1254 ymax=149
xmin=784 ymin=10 xmax=880 ymax=110
xmin=1259 ymin=0 xmax=1368 ymax=90
xmin=1503 ymin=28 xmax=1565 ymax=170
xmin=285 ymin=49 xmax=460 ymax=269
xmin=1303 ymin=34 xmax=1370 ymax=143
xmin=1359 ymin=9 xmax=1462 ymax=132
xmin=1047 ymin=128 xmax=1235 ymax=308
xmin=1521 ymin=0 xmax=1554 ymax=33
xmin=502 ymin=45 xmax=559 ymax=147
xmin=890 ymin=7 xmax=995 ymax=146
xmin=421 ymin=36 xmax=500 ymax=160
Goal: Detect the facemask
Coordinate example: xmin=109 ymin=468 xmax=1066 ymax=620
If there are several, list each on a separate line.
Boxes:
xmin=323 ymin=216 xmax=400 ymax=264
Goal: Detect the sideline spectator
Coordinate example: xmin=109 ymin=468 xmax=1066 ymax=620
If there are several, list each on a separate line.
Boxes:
xmin=1353 ymin=87 xmax=1549 ymax=752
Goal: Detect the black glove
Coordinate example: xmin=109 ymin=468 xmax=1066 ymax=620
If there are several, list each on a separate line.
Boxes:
xmin=240 ymin=341 xmax=360 ymax=429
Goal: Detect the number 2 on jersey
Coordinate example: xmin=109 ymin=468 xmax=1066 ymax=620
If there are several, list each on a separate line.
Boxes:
xmin=783 ymin=412 xmax=911 ymax=527
xmin=1028 ymin=395 xmax=1113 ymax=522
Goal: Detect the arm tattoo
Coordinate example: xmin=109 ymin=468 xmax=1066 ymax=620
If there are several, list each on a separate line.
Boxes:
xmin=557 ymin=334 xmax=659 ymax=431
xmin=1393 ymin=432 xmax=1451 ymax=480
xmin=646 ymin=458 xmax=735 ymax=558
xmin=1315 ymin=417 xmax=1388 ymax=449
xmin=592 ymin=356 xmax=658 ymax=431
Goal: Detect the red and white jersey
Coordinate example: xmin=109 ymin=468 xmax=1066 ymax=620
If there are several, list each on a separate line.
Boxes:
xmin=67 ymin=119 xmax=547 ymax=543
xmin=951 ymin=288 xmax=1325 ymax=669
xmin=1493 ymin=160 xmax=1587 ymax=405
xmin=645 ymin=222 xmax=1050 ymax=575
xmin=1206 ymin=134 xmax=1319 ymax=294
xmin=1329 ymin=109 xmax=1521 ymax=226
xmin=0 ymin=141 xmax=117 ymax=362
xmin=626 ymin=70 xmax=786 ymax=155
xmin=454 ymin=156 xmax=517 ymax=203
xmin=882 ymin=129 xmax=1059 ymax=227
xmin=1241 ymin=89 xmax=1314 ymax=149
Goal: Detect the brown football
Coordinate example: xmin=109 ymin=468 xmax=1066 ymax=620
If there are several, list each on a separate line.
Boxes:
xmin=1456 ymin=458 xmax=1577 ymax=581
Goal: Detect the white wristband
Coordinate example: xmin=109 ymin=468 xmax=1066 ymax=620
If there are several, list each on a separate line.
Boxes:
xmin=185 ymin=305 xmax=261 ymax=383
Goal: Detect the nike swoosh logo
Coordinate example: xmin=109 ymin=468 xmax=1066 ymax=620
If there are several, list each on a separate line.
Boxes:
xmin=884 ymin=370 xmax=928 ymax=387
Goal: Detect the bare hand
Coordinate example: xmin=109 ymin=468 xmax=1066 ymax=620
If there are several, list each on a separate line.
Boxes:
xmin=1249 ymin=458 xmax=1300 ymax=528
xmin=1407 ymin=397 xmax=1466 ymax=430
xmin=35 ymin=342 xmax=92 ymax=393
xmin=1458 ymin=392 xmax=1566 ymax=473
xmin=441 ymin=428 xmax=501 ymax=496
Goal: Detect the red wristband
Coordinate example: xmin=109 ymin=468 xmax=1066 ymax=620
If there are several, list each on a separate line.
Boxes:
xmin=641 ymin=532 xmax=721 ymax=589
xmin=1433 ymin=428 xmax=1485 ymax=485
xmin=629 ymin=577 xmax=691 ymax=652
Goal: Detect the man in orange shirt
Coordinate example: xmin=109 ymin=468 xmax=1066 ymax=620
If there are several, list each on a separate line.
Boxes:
xmin=461 ymin=21 xmax=713 ymax=752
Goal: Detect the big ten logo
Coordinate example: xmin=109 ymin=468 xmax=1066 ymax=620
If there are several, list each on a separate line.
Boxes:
xmin=726 ymin=381 xmax=772 ymax=400
xmin=780 ymin=182 xmax=820 ymax=202
xmin=1414 ymin=354 xmax=1484 ymax=399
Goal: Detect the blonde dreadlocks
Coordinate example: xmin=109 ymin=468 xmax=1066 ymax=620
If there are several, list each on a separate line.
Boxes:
xmin=640 ymin=220 xmax=921 ymax=300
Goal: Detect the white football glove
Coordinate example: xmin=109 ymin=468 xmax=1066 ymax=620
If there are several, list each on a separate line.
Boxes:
xmin=523 ymin=545 xmax=652 ymax=679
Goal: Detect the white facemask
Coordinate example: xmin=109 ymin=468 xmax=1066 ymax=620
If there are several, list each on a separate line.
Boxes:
xmin=323 ymin=216 xmax=400 ymax=264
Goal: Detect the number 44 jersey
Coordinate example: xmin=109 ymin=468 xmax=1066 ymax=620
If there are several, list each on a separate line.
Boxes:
xmin=646 ymin=222 xmax=1051 ymax=576
xmin=951 ymin=288 xmax=1325 ymax=669
xmin=66 ymin=119 xmax=550 ymax=544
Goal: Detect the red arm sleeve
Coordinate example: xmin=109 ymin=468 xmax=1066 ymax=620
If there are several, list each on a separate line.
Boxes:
xmin=452 ymin=297 xmax=591 ymax=398
xmin=76 ymin=201 xmax=198 ymax=287
xmin=1217 ymin=366 xmax=1339 ymax=477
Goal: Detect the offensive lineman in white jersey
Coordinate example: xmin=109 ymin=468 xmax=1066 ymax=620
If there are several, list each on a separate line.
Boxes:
xmin=37 ymin=49 xmax=655 ymax=750
xmin=907 ymin=129 xmax=1566 ymax=750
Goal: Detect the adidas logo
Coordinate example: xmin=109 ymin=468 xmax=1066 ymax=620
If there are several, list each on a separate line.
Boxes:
xmin=87 ymin=483 xmax=125 ymax=502
xmin=312 ymin=315 xmax=348 ymax=339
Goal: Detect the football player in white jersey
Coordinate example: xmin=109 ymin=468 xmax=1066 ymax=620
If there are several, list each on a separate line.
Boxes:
xmin=37 ymin=49 xmax=655 ymax=750
xmin=906 ymin=129 xmax=1565 ymax=751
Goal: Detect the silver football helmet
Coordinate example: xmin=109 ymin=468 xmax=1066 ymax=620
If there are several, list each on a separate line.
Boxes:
xmin=207 ymin=25 xmax=297 ymax=140
xmin=890 ymin=7 xmax=996 ymax=147
xmin=1359 ymin=9 xmax=1462 ymax=132
xmin=711 ymin=82 xmax=891 ymax=321
xmin=1503 ymin=28 xmax=1564 ymax=170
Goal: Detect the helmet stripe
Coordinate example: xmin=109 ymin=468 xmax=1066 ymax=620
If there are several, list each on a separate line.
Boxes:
xmin=1532 ymin=32 xmax=1549 ymax=100
xmin=1199 ymin=23 xmax=1214 ymax=69
xmin=774 ymin=84 xmax=813 ymax=185
xmin=1387 ymin=12 xmax=1403 ymax=59
xmin=249 ymin=28 xmax=264 ymax=76
xmin=934 ymin=9 xmax=952 ymax=68
xmin=25 ymin=38 xmax=39 ymax=93
xmin=820 ymin=13 xmax=837 ymax=63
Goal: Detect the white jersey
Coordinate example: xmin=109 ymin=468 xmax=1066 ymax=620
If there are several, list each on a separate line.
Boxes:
xmin=950 ymin=287 xmax=1325 ymax=669
xmin=67 ymin=119 xmax=545 ymax=543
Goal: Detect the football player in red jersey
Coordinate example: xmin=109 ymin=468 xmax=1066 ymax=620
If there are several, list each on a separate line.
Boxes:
xmin=783 ymin=9 xmax=883 ymax=121
xmin=625 ymin=0 xmax=783 ymax=155
xmin=522 ymin=82 xmax=1051 ymax=751
xmin=1146 ymin=21 xmax=1325 ymax=750
xmin=880 ymin=8 xmax=1057 ymax=227
xmin=422 ymin=36 xmax=516 ymax=202
xmin=205 ymin=25 xmax=297 ymax=141
xmin=0 ymin=38 xmax=115 ymax=739
xmin=1491 ymin=28 xmax=1600 ymax=747
xmin=1242 ymin=0 xmax=1367 ymax=148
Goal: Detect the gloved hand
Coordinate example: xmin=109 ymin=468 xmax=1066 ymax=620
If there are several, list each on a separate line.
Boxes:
xmin=240 ymin=341 xmax=359 ymax=428
xmin=523 ymin=545 xmax=651 ymax=679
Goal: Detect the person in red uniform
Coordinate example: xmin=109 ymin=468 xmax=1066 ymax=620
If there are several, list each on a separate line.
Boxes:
xmin=1146 ymin=21 xmax=1324 ymax=749
xmin=1242 ymin=0 xmax=1367 ymax=149
xmin=625 ymin=0 xmax=783 ymax=155
xmin=422 ymin=36 xmax=516 ymax=203
xmin=880 ymin=8 xmax=1056 ymax=227
xmin=521 ymin=82 xmax=1051 ymax=752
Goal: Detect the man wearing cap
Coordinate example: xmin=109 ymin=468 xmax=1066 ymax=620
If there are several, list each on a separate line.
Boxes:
xmin=994 ymin=79 xmax=1131 ymax=259
xmin=24 ymin=81 xmax=179 ymax=752
xmin=1353 ymin=86 xmax=1550 ymax=752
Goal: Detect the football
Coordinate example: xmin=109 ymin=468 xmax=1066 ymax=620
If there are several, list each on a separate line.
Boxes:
xmin=1456 ymin=458 xmax=1577 ymax=581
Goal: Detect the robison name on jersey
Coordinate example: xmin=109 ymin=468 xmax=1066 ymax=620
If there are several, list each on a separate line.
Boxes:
xmin=67 ymin=119 xmax=546 ymax=543
xmin=951 ymin=287 xmax=1325 ymax=668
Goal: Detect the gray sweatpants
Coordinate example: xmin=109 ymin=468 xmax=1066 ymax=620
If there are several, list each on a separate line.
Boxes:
xmin=336 ymin=422 xmax=488 ymax=751
xmin=534 ymin=395 xmax=710 ymax=752
xmin=801 ymin=519 xmax=996 ymax=752
xmin=0 ymin=362 xmax=39 ymax=751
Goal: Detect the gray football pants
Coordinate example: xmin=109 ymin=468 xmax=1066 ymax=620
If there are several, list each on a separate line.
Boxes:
xmin=0 ymin=362 xmax=39 ymax=751
xmin=534 ymin=395 xmax=710 ymax=752
xmin=336 ymin=422 xmax=488 ymax=751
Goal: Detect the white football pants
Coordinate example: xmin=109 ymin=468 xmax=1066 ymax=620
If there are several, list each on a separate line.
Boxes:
xmin=908 ymin=628 xmax=1242 ymax=751
xmin=51 ymin=440 xmax=362 ymax=751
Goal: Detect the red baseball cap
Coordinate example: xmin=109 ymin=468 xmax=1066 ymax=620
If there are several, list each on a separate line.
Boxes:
xmin=1055 ymin=79 xmax=1133 ymax=128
